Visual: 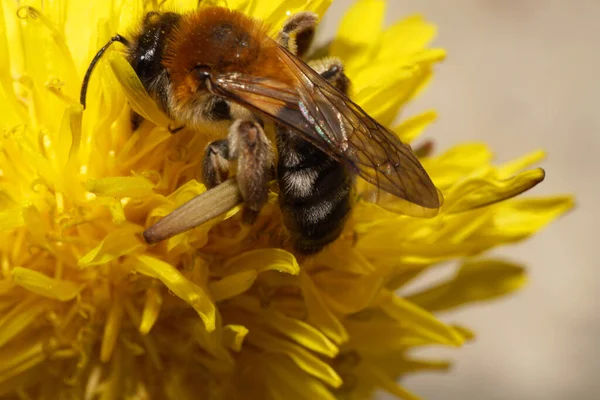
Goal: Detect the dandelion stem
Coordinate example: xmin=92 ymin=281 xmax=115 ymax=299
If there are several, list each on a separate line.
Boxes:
xmin=143 ymin=178 xmax=242 ymax=244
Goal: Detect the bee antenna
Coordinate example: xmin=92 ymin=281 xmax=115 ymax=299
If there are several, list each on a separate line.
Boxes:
xmin=80 ymin=34 xmax=130 ymax=109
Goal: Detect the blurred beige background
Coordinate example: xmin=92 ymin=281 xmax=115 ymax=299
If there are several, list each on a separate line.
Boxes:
xmin=321 ymin=1 xmax=598 ymax=399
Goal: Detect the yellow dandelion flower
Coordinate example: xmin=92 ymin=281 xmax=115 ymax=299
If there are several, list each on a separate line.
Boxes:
xmin=0 ymin=0 xmax=572 ymax=399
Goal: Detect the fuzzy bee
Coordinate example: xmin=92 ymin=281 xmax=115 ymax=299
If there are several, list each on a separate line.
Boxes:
xmin=80 ymin=6 xmax=442 ymax=254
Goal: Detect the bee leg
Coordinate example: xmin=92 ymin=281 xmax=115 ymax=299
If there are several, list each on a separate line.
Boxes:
xmin=129 ymin=110 xmax=185 ymax=134
xmin=309 ymin=57 xmax=351 ymax=94
xmin=202 ymin=139 xmax=231 ymax=188
xmin=131 ymin=110 xmax=144 ymax=131
xmin=279 ymin=12 xmax=318 ymax=57
xmin=228 ymin=120 xmax=273 ymax=224
xmin=168 ymin=124 xmax=185 ymax=134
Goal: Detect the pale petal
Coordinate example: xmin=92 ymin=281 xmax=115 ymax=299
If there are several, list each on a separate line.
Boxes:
xmin=85 ymin=176 xmax=155 ymax=198
xmin=135 ymin=255 xmax=216 ymax=331
xmin=223 ymin=324 xmax=248 ymax=352
xmin=330 ymin=0 xmax=385 ymax=72
xmin=11 ymin=267 xmax=83 ymax=301
xmin=407 ymin=259 xmax=528 ymax=312
xmin=265 ymin=356 xmax=337 ymax=400
xmin=392 ymin=111 xmax=438 ymax=144
xmin=107 ymin=53 xmax=172 ymax=127
xmin=300 ymin=271 xmax=349 ymax=345
xmin=376 ymin=291 xmax=464 ymax=346
xmin=210 ymin=270 xmax=258 ymax=302
xmin=223 ymin=248 xmax=300 ymax=275
xmin=0 ymin=297 xmax=47 ymax=348
xmin=355 ymin=362 xmax=422 ymax=400
xmin=445 ymin=168 xmax=546 ymax=213
xmin=248 ymin=328 xmax=343 ymax=388
xmin=78 ymin=226 xmax=144 ymax=267
xmin=257 ymin=310 xmax=339 ymax=357
xmin=140 ymin=285 xmax=163 ymax=334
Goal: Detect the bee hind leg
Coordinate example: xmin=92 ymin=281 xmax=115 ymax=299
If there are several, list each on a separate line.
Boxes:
xmin=228 ymin=120 xmax=273 ymax=224
xmin=279 ymin=12 xmax=318 ymax=57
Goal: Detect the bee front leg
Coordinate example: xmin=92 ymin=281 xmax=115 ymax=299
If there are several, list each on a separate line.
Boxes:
xmin=228 ymin=120 xmax=273 ymax=224
xmin=202 ymin=139 xmax=231 ymax=188
xmin=279 ymin=12 xmax=318 ymax=57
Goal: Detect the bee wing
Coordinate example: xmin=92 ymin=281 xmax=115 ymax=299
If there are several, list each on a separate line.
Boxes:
xmin=212 ymin=47 xmax=442 ymax=217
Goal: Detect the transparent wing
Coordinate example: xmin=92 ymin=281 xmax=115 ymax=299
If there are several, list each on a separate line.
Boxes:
xmin=211 ymin=46 xmax=442 ymax=217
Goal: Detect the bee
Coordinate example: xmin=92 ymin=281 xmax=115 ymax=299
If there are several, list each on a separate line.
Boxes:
xmin=80 ymin=6 xmax=442 ymax=254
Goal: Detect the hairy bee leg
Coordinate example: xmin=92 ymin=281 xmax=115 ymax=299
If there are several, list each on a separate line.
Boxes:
xmin=308 ymin=57 xmax=351 ymax=94
xmin=202 ymin=139 xmax=231 ymax=188
xmin=131 ymin=110 xmax=144 ymax=131
xmin=228 ymin=120 xmax=273 ymax=224
xmin=279 ymin=11 xmax=318 ymax=57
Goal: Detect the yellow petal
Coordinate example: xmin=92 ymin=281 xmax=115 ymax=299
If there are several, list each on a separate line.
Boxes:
xmin=392 ymin=111 xmax=437 ymax=144
xmin=0 ymin=297 xmax=46 ymax=348
xmin=377 ymin=291 xmax=464 ymax=346
xmin=11 ymin=267 xmax=83 ymax=301
xmin=497 ymin=149 xmax=546 ymax=178
xmin=223 ymin=324 xmax=248 ymax=352
xmin=57 ymin=105 xmax=83 ymax=164
xmin=425 ymin=143 xmax=494 ymax=186
xmin=221 ymin=0 xmax=252 ymax=14
xmin=209 ymin=270 xmax=258 ymax=302
xmin=267 ymin=0 xmax=333 ymax=30
xmin=78 ymin=226 xmax=144 ymax=267
xmin=355 ymin=51 xmax=444 ymax=125
xmin=107 ymin=52 xmax=171 ymax=127
xmin=356 ymin=362 xmax=422 ymax=400
xmin=485 ymin=196 xmax=574 ymax=242
xmin=135 ymin=255 xmax=216 ymax=331
xmin=452 ymin=325 xmax=476 ymax=341
xmin=0 ymin=207 xmax=24 ymax=232
xmin=395 ymin=358 xmax=451 ymax=375
xmin=446 ymin=168 xmax=546 ymax=213
xmin=22 ymin=204 xmax=51 ymax=249
xmin=100 ymin=291 xmax=124 ymax=362
xmin=379 ymin=15 xmax=437 ymax=60
xmin=248 ymin=328 xmax=342 ymax=388
xmin=265 ymin=356 xmax=337 ymax=400
xmin=258 ymin=310 xmax=339 ymax=357
xmin=139 ymin=285 xmax=162 ymax=335
xmin=0 ymin=3 xmax=27 ymax=125
xmin=0 ymin=336 xmax=45 ymax=385
xmin=407 ymin=259 xmax=528 ymax=312
xmin=116 ymin=128 xmax=172 ymax=170
xmin=173 ymin=0 xmax=207 ymax=11
xmin=310 ymin=242 xmax=376 ymax=275
xmin=300 ymin=271 xmax=349 ymax=345
xmin=123 ymin=299 xmax=164 ymax=370
xmin=330 ymin=0 xmax=385 ymax=71
xmin=247 ymin=0 xmax=332 ymax=33
xmin=85 ymin=176 xmax=155 ymax=198
xmin=313 ymin=271 xmax=383 ymax=315
xmin=223 ymin=249 xmax=300 ymax=275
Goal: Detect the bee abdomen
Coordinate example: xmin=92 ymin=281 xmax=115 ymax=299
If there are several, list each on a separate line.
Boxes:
xmin=277 ymin=129 xmax=352 ymax=254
